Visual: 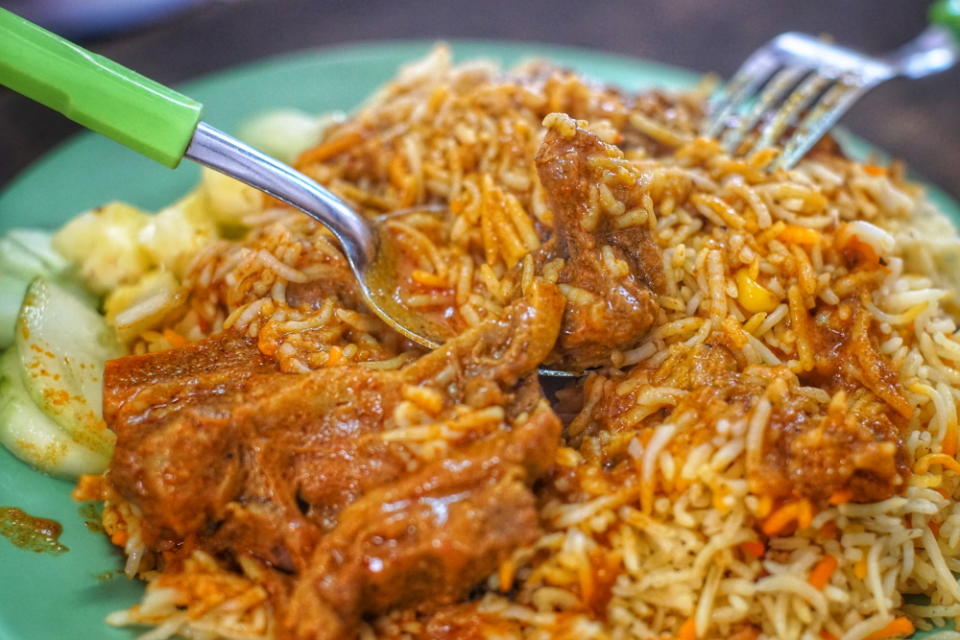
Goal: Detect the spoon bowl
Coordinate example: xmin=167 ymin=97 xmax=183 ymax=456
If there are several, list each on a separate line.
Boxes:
xmin=186 ymin=121 xmax=453 ymax=350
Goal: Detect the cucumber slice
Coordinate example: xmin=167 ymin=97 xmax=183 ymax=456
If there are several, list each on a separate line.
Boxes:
xmin=237 ymin=108 xmax=335 ymax=164
xmin=0 ymin=347 xmax=108 ymax=478
xmin=2 ymin=229 xmax=70 ymax=275
xmin=15 ymin=277 xmax=122 ymax=457
xmin=0 ymin=224 xmax=105 ymax=383
xmin=0 ymin=229 xmax=72 ymax=285
xmin=0 ymin=274 xmax=28 ymax=349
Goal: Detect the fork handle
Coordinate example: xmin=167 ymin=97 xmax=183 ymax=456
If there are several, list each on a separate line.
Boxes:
xmin=931 ymin=0 xmax=960 ymax=41
xmin=0 ymin=8 xmax=203 ymax=168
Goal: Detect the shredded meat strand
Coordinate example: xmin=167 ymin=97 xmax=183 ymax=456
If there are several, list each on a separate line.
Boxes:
xmin=534 ymin=122 xmax=664 ymax=371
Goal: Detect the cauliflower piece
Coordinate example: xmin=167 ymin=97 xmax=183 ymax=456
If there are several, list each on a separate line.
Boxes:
xmin=200 ymin=168 xmax=264 ymax=226
xmin=52 ymin=202 xmax=152 ymax=295
xmin=201 ymin=109 xmax=344 ymax=226
xmin=139 ymin=192 xmax=217 ymax=277
xmin=104 ymin=269 xmax=183 ymax=343
xmin=237 ymin=108 xmax=339 ymax=164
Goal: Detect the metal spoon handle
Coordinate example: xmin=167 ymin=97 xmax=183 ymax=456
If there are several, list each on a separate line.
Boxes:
xmin=0 ymin=8 xmax=377 ymax=276
xmin=185 ymin=122 xmax=376 ymax=272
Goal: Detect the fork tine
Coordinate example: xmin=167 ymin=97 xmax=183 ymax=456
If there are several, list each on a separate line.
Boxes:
xmin=719 ymin=66 xmax=807 ymax=155
xmin=703 ymin=50 xmax=782 ymax=139
xmin=773 ymin=79 xmax=868 ymax=170
xmin=745 ymin=72 xmax=833 ymax=158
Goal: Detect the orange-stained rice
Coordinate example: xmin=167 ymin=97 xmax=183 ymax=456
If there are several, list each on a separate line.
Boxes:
xmin=74 ymin=45 xmax=960 ymax=640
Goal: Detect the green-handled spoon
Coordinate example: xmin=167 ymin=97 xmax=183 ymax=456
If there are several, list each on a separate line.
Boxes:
xmin=0 ymin=8 xmax=457 ymax=353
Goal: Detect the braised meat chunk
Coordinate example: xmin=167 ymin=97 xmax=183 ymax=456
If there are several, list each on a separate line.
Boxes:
xmin=535 ymin=114 xmax=664 ymax=371
xmin=579 ymin=334 xmax=909 ymax=507
xmin=755 ymin=387 xmax=908 ymax=504
xmin=105 ymin=331 xmax=278 ymax=542
xmin=104 ymin=282 xmax=566 ymax=640
xmin=103 ymin=329 xmax=277 ymax=428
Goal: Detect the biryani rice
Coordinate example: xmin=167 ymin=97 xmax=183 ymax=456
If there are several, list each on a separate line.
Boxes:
xmin=71 ymin=45 xmax=960 ymax=639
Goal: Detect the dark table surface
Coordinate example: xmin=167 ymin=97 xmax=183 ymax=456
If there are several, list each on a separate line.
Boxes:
xmin=1 ymin=0 xmax=958 ymax=199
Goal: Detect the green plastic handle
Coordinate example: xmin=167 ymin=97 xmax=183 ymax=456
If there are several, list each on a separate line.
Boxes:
xmin=0 ymin=8 xmax=203 ymax=168
xmin=931 ymin=0 xmax=960 ymax=41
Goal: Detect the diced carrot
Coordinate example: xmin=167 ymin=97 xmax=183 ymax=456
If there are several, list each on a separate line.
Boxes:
xmin=163 ymin=328 xmax=187 ymax=348
xmin=110 ymin=530 xmax=128 ymax=547
xmin=864 ymin=617 xmax=914 ymax=640
xmin=296 ymin=130 xmax=364 ymax=166
xmin=498 ymin=557 xmax=516 ymax=592
xmin=678 ymin=617 xmax=697 ymax=640
xmin=326 ymin=346 xmax=343 ymax=366
xmin=828 ymin=489 xmax=853 ymax=505
xmin=807 ymin=554 xmax=838 ymax=590
xmin=820 ymin=630 xmax=839 ymax=640
xmin=915 ymin=453 xmax=960 ymax=475
xmin=943 ymin=422 xmax=958 ymax=457
xmin=740 ymin=540 xmax=766 ymax=559
xmin=762 ymin=502 xmax=797 ymax=536
xmin=863 ymin=164 xmax=888 ymax=177
xmin=779 ymin=224 xmax=822 ymax=246
xmin=762 ymin=499 xmax=813 ymax=536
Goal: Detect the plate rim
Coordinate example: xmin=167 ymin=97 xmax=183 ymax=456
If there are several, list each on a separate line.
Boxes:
xmin=0 ymin=38 xmax=955 ymax=640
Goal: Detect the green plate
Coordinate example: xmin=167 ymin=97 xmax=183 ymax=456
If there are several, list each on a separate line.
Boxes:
xmin=0 ymin=40 xmax=957 ymax=640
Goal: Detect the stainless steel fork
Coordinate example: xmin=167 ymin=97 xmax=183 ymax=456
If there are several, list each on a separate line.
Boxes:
xmin=703 ymin=0 xmax=960 ymax=170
